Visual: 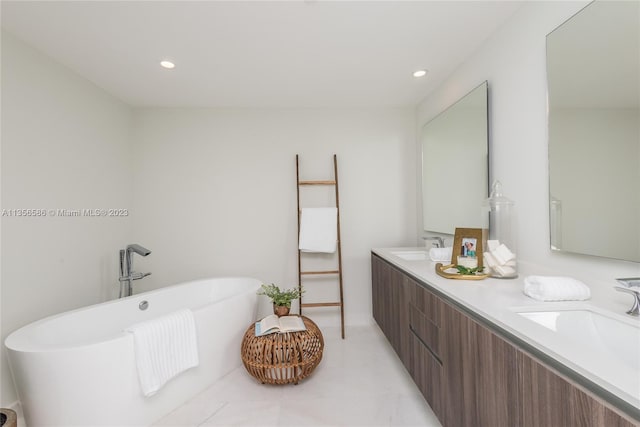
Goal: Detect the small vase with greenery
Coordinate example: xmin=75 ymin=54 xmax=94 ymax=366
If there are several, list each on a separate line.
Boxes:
xmin=257 ymin=283 xmax=304 ymax=316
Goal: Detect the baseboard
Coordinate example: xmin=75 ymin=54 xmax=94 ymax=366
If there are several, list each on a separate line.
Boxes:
xmin=303 ymin=312 xmax=374 ymax=328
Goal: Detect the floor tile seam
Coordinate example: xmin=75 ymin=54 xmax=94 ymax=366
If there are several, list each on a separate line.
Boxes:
xmin=196 ymin=401 xmax=232 ymax=427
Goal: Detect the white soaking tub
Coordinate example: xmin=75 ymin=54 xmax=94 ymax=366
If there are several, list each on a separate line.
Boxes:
xmin=5 ymin=277 xmax=261 ymax=426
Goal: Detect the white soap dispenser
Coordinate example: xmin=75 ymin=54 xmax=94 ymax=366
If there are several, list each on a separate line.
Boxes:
xmin=482 ymin=180 xmax=518 ymax=278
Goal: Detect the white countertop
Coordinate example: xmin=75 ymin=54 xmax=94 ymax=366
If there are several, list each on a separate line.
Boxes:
xmin=372 ymin=247 xmax=640 ymax=416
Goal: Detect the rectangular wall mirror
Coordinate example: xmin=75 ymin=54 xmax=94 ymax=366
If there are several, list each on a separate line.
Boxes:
xmin=547 ymin=1 xmax=639 ymax=262
xmin=421 ymin=81 xmax=489 ymax=235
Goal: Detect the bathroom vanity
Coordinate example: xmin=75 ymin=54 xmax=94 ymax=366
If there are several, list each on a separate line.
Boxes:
xmin=371 ymin=249 xmax=640 ymax=427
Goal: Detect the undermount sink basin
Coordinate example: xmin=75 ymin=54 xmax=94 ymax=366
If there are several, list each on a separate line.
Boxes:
xmin=516 ymin=308 xmax=640 ymax=371
xmin=390 ymin=250 xmax=428 ymax=261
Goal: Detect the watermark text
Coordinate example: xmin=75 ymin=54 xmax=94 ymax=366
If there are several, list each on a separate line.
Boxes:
xmin=2 ymin=208 xmax=129 ymax=217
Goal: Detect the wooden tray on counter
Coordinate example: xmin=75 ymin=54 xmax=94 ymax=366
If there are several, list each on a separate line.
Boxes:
xmin=435 ymin=263 xmax=489 ymax=281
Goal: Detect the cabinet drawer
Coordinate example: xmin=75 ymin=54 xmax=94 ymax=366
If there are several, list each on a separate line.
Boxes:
xmin=410 ymin=333 xmax=443 ymax=422
xmin=409 ymin=279 xmax=441 ymax=327
xmin=409 ymin=302 xmax=440 ymax=358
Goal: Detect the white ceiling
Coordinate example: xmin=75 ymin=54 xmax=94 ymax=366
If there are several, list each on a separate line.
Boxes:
xmin=1 ymin=1 xmax=523 ymax=108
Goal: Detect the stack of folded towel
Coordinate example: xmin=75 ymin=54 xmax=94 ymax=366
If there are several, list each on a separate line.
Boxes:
xmin=483 ymin=240 xmax=517 ymax=277
xmin=523 ymin=275 xmax=591 ymax=301
xmin=429 ymin=247 xmax=453 ymax=263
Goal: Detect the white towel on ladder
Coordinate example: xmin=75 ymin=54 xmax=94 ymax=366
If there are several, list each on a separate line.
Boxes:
xmin=298 ymin=207 xmax=338 ymax=253
xmin=125 ymin=309 xmax=199 ymax=397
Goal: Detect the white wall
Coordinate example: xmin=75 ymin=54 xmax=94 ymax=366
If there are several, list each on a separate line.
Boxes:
xmin=0 ymin=32 xmax=132 ymax=405
xmin=417 ymin=2 xmax=640 ymax=288
xmin=0 ymin=33 xmax=416 ymax=408
xmin=129 ymin=107 xmax=416 ymax=325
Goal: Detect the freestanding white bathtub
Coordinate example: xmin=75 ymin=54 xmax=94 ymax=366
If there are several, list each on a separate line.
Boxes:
xmin=5 ymin=276 xmax=261 ymax=426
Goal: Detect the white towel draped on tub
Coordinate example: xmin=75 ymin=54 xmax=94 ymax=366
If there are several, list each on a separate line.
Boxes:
xmin=125 ymin=309 xmax=199 ymax=397
xmin=523 ymin=275 xmax=591 ymax=302
xmin=298 ymin=207 xmax=338 ymax=253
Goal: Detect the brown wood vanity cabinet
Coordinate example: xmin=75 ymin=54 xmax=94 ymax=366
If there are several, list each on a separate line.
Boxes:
xmin=440 ymin=297 xmax=520 ymax=426
xmin=371 ymin=255 xmax=410 ymax=368
xmin=517 ymin=353 xmax=637 ymax=427
xmin=371 ymin=253 xmax=639 ymax=427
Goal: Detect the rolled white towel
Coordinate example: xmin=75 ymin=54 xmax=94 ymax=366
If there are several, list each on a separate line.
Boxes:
xmin=483 ymin=251 xmax=498 ymax=268
xmin=429 ymin=247 xmax=452 ymax=263
xmin=487 ymin=240 xmax=500 ymax=252
xmin=494 ymin=265 xmax=517 ymax=277
xmin=523 ymin=275 xmax=591 ymax=302
xmin=492 ymin=243 xmax=516 ymax=265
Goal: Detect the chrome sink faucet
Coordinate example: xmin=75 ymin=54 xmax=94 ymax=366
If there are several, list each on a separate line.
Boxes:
xmin=424 ymin=236 xmax=445 ymax=248
xmin=118 ymin=244 xmax=151 ymax=298
xmin=614 ymin=277 xmax=640 ymax=317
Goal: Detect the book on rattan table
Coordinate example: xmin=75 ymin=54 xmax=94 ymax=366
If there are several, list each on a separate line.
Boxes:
xmin=254 ymin=314 xmax=306 ymax=336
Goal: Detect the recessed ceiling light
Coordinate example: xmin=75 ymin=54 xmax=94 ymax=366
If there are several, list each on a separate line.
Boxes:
xmin=413 ymin=69 xmax=428 ymax=78
xmin=160 ymin=60 xmax=175 ymax=69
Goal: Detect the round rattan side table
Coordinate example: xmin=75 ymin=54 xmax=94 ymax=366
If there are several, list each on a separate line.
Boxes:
xmin=240 ymin=316 xmax=324 ymax=385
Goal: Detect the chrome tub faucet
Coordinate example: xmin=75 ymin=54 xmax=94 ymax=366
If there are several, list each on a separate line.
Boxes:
xmin=614 ymin=278 xmax=640 ymax=317
xmin=119 ymin=244 xmax=151 ymax=298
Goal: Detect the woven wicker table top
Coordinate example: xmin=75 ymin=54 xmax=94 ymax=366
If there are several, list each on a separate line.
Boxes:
xmin=240 ymin=316 xmax=324 ymax=385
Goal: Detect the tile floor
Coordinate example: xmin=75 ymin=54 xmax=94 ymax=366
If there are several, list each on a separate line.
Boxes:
xmin=153 ymin=324 xmax=442 ymax=427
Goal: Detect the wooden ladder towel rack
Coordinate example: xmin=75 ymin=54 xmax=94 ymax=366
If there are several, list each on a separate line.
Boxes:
xmin=296 ymin=154 xmax=345 ymax=339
